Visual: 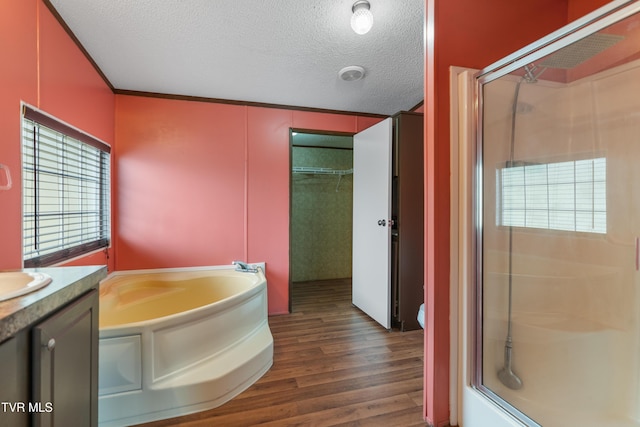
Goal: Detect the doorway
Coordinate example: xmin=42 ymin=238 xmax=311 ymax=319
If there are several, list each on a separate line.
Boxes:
xmin=289 ymin=130 xmax=354 ymax=312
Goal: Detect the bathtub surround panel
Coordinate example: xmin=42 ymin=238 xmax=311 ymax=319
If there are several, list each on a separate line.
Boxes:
xmin=98 ymin=266 xmax=273 ymax=426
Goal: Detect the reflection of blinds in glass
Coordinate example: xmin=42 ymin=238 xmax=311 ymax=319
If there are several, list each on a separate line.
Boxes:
xmin=497 ymin=157 xmax=606 ymax=234
xmin=22 ymin=114 xmax=110 ymax=267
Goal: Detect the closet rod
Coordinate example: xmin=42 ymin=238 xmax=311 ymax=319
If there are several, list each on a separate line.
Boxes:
xmin=292 ymin=167 xmax=353 ymax=175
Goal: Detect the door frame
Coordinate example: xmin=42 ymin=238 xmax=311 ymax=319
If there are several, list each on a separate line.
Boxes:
xmin=288 ymin=128 xmax=355 ymax=313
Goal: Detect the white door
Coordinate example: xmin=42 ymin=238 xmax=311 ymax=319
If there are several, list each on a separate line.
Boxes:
xmin=352 ymin=117 xmax=392 ymax=329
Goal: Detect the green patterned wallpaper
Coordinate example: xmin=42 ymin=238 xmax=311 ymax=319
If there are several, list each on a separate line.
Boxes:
xmin=291 ymin=146 xmax=353 ymax=282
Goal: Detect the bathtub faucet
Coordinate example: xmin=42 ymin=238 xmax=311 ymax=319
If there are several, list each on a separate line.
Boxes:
xmin=232 ymin=261 xmax=259 ymax=273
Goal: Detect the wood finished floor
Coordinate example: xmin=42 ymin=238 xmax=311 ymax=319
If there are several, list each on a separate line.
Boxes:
xmin=138 ymin=278 xmax=426 ymax=426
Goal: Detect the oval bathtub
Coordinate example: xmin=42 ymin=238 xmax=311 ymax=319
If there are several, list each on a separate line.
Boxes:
xmin=97 ymin=265 xmax=273 ymax=427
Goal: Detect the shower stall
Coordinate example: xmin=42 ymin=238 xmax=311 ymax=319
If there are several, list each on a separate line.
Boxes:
xmin=459 ymin=1 xmax=640 ymax=426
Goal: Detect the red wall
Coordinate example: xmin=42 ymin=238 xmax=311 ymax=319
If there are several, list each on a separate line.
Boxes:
xmin=0 ymin=0 xmax=36 ymax=269
xmin=0 ymin=0 xmax=114 ymax=271
xmin=569 ymin=0 xmax=612 ymax=20
xmin=114 ymin=95 xmax=379 ymax=314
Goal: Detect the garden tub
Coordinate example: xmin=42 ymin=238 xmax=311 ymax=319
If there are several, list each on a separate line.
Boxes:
xmin=97 ymin=265 xmax=272 ymax=426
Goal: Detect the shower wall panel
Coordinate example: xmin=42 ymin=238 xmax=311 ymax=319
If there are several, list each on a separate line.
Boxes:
xmin=480 ymin=54 xmax=640 ymax=426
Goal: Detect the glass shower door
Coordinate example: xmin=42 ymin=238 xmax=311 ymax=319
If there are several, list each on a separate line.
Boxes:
xmin=473 ymin=2 xmax=640 ymax=426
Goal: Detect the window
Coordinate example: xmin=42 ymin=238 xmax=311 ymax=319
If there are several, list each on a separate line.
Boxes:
xmin=22 ymin=106 xmax=111 ymax=267
xmin=497 ymin=157 xmax=606 ymax=234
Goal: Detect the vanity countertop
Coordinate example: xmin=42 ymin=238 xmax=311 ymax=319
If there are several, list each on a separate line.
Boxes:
xmin=0 ymin=265 xmax=107 ymax=343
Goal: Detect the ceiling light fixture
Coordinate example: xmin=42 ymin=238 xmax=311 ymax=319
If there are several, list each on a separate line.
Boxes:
xmin=351 ymin=1 xmax=373 ymax=35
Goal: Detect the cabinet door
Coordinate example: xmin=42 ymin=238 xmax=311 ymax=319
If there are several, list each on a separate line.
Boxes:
xmin=0 ymin=332 xmax=29 ymax=427
xmin=352 ymin=118 xmax=392 ymax=329
xmin=32 ymin=289 xmax=98 ymax=427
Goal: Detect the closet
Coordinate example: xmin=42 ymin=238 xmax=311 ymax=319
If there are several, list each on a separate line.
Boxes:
xmin=352 ymin=111 xmax=424 ymax=331
xmin=290 ymin=133 xmax=353 ymax=284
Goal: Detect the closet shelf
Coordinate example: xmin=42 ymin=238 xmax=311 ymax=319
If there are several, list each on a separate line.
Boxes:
xmin=292 ymin=167 xmax=353 ymax=175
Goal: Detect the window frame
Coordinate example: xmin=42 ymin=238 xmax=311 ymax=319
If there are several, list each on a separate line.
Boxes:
xmin=21 ymin=105 xmax=111 ymax=267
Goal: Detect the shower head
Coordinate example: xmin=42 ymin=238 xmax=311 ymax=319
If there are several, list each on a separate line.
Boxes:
xmin=518 ymin=32 xmax=624 ymax=84
xmin=539 ymin=32 xmax=624 ymax=69
xmin=522 ymin=63 xmax=544 ymax=83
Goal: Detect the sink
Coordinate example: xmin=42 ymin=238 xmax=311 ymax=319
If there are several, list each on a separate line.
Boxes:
xmin=0 ymin=272 xmax=52 ymax=302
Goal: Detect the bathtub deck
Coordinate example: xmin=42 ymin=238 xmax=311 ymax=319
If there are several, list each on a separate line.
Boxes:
xmin=136 ymin=278 xmax=426 ymax=426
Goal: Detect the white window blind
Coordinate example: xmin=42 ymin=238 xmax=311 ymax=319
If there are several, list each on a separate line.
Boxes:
xmin=497 ymin=157 xmax=606 ymax=234
xmin=22 ymin=107 xmax=110 ymax=267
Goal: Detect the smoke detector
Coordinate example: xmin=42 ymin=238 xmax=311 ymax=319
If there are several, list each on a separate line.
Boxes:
xmin=338 ymin=66 xmax=365 ymax=82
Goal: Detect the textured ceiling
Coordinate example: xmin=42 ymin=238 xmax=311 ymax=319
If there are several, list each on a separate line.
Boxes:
xmin=49 ymin=0 xmax=424 ymax=116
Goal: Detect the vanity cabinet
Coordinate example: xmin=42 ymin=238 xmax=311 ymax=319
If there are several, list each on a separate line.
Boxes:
xmin=0 ymin=266 xmax=104 ymax=427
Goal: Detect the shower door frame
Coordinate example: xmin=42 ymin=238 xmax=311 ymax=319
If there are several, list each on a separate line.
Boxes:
xmin=461 ymin=1 xmax=640 ymax=426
